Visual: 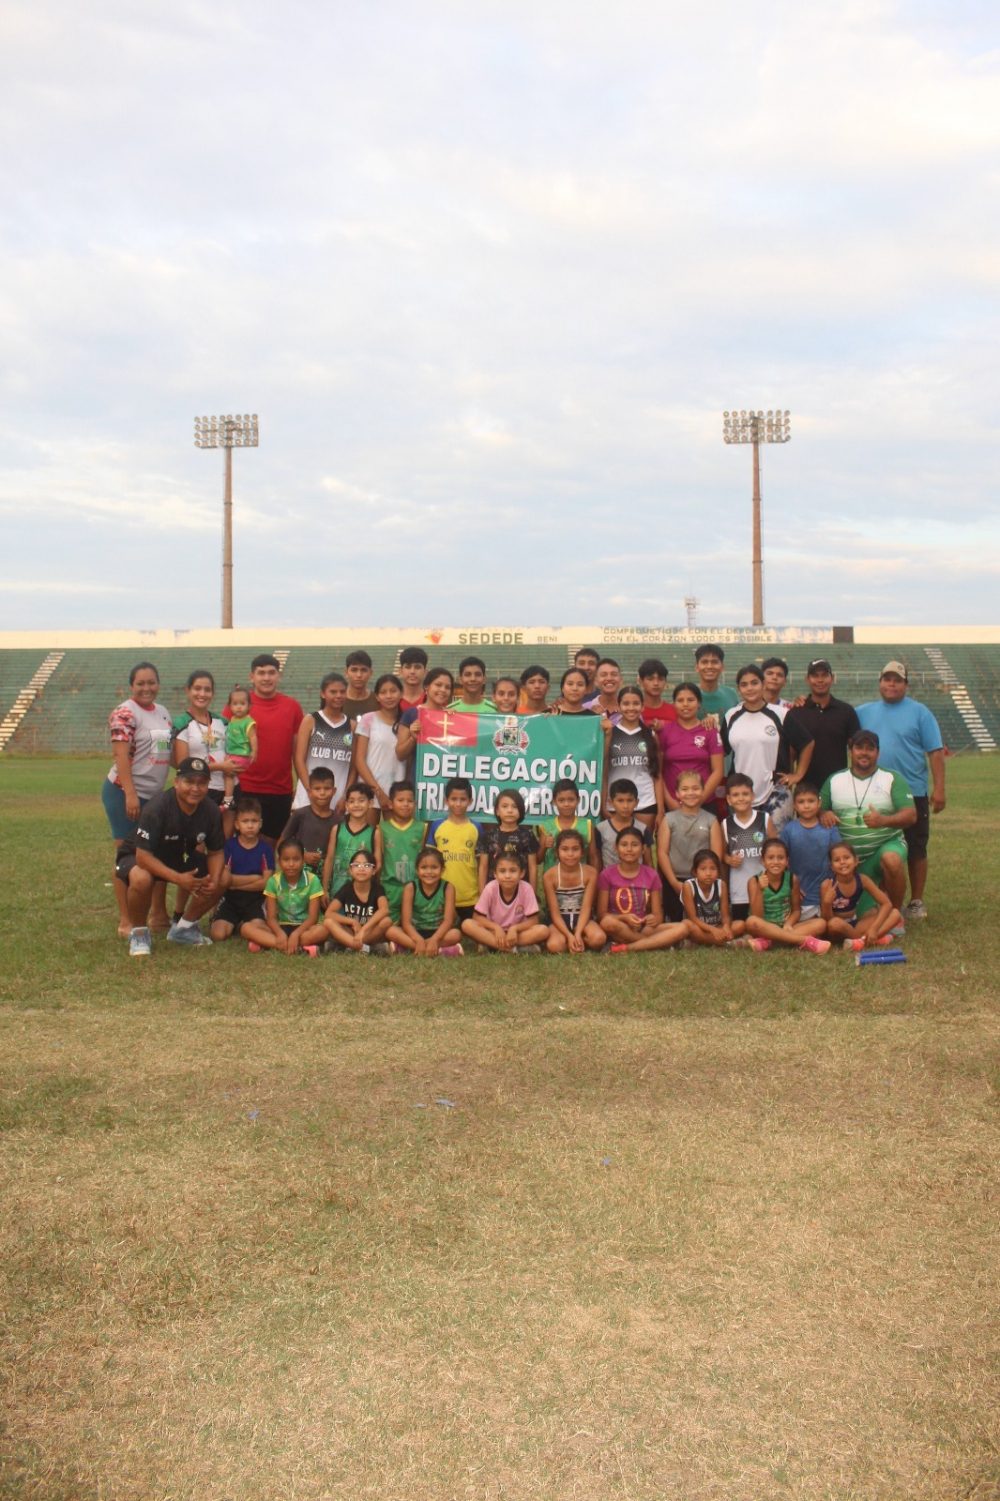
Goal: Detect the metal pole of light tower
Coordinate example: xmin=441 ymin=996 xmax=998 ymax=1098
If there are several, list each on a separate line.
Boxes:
xmin=194 ymin=414 xmax=259 ymax=629
xmin=723 ymin=409 xmax=791 ymax=627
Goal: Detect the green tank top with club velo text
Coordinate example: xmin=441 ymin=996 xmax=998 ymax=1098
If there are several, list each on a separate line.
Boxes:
xmin=329 ymin=821 xmax=374 ymax=897
xmin=761 ymin=870 xmax=793 ymax=926
xmin=411 ymin=879 xmax=447 ymax=933
xmin=379 ymin=819 xmax=428 ymax=922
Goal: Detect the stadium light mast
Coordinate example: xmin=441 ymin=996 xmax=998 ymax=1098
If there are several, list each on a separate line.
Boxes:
xmin=194 ymin=413 xmax=259 ymax=629
xmin=722 ymin=409 xmax=790 ymax=627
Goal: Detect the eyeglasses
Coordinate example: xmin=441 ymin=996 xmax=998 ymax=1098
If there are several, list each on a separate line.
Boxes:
xmin=351 ymin=860 xmax=375 ymax=869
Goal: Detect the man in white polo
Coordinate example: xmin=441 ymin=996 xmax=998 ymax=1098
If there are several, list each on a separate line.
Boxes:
xmin=819 ymin=730 xmax=916 ymax=919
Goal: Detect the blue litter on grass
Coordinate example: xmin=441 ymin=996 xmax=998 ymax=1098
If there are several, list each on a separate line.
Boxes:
xmin=601 ymin=1158 xmax=612 ymax=1167
xmin=414 ymin=1103 xmax=427 ymax=1109
xmin=247 ymin=1109 xmax=260 ymax=1121
xmin=435 ymin=1098 xmax=456 ymax=1108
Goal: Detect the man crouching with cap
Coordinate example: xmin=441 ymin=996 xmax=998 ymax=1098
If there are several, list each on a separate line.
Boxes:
xmin=818 ymin=730 xmax=917 ymax=923
xmin=114 ymin=756 xmax=225 ymax=957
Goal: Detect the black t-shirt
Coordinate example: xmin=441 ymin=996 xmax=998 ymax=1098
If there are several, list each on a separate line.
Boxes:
xmin=332 ymin=878 xmax=386 ymax=925
xmin=785 ymin=696 xmax=861 ymax=790
xmin=475 ymin=824 xmax=539 ymax=878
xmin=120 ymin=788 xmax=225 ymax=870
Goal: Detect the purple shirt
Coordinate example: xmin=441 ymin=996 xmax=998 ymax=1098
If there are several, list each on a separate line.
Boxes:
xmin=658 ymin=720 xmax=724 ymax=799
xmin=597 ymin=864 xmax=662 ymax=918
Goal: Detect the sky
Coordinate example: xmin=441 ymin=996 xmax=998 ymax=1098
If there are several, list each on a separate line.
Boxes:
xmin=1 ymin=0 xmax=997 ymax=631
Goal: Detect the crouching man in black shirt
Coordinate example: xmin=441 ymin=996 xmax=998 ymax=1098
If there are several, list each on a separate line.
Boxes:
xmin=115 ymin=756 xmax=225 ymax=957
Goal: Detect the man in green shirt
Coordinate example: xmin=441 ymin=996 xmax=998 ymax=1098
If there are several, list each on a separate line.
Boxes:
xmin=694 ymin=644 xmax=739 ymax=720
xmin=449 ymin=656 xmax=497 ymax=714
xmin=819 ymin=730 xmax=916 ymax=914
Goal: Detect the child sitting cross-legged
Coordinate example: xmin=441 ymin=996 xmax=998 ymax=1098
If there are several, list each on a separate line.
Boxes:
xmin=681 ymin=848 xmax=734 ymax=947
xmin=542 ymin=828 xmax=605 ymax=954
xmin=242 ymin=837 xmax=327 ymax=955
xmin=462 ymin=852 xmax=551 ymax=954
xmin=597 ymin=828 xmax=689 ymax=954
xmin=820 ymin=841 xmax=901 ymax=950
xmin=323 ymin=847 xmax=393 ymax=954
xmin=737 ymin=838 xmax=831 ymax=954
xmin=387 ymin=847 xmax=464 ymax=957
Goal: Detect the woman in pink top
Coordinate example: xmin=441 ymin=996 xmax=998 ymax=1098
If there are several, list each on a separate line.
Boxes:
xmin=102 ymin=660 xmax=174 ymax=935
xmin=658 ymin=682 xmax=725 ymax=810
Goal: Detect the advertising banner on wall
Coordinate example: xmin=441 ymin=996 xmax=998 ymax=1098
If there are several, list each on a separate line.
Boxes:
xmin=414 ymin=709 xmax=604 ymax=823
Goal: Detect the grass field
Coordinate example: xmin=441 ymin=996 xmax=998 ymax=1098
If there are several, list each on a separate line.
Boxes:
xmin=1 ymin=756 xmax=998 ymax=1501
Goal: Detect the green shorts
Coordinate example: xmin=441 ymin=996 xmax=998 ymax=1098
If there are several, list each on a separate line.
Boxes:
xmin=856 ymin=834 xmax=908 ymax=913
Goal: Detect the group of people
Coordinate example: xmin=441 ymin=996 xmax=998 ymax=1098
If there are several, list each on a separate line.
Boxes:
xmin=102 ymin=643 xmax=945 ymax=960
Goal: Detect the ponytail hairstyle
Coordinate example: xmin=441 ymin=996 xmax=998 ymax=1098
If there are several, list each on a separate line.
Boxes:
xmin=373 ymin=673 xmax=404 ymax=734
xmin=318 ymin=671 xmax=347 ymax=714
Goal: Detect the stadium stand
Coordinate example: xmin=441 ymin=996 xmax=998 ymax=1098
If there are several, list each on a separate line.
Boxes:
xmin=3 ymin=641 xmax=1000 ymax=756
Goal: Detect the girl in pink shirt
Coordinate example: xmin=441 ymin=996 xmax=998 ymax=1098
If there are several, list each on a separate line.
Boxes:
xmin=461 ymin=853 xmax=551 ymax=954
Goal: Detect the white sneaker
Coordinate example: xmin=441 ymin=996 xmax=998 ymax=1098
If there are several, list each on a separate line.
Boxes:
xmin=906 ymin=899 xmax=928 ymax=921
xmin=129 ymin=927 xmax=152 ymax=958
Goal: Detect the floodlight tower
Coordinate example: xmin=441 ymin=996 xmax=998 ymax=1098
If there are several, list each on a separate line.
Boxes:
xmin=194 ymin=413 xmax=259 ymax=629
xmin=722 ymin=409 xmax=790 ymax=627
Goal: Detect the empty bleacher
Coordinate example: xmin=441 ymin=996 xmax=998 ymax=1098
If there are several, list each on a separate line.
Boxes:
xmin=3 ymin=640 xmax=1000 ymax=756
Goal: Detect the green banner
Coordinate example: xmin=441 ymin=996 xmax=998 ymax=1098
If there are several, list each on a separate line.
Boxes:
xmin=414 ymin=709 xmax=604 ymax=823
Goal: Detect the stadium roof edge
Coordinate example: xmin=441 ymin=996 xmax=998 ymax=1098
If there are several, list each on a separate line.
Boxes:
xmin=0 ymin=625 xmax=998 ymax=649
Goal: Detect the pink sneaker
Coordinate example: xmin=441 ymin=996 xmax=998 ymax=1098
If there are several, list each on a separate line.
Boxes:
xmin=748 ymin=938 xmax=772 ymax=952
xmin=874 ymin=935 xmax=894 ymax=947
xmin=799 ymin=936 xmax=831 ymax=955
xmin=439 ymin=943 xmax=464 ymax=958
xmin=303 ymin=945 xmax=319 ymax=957
xmin=248 ymin=941 xmax=262 ymax=953
xmin=842 ymin=938 xmax=864 ymax=952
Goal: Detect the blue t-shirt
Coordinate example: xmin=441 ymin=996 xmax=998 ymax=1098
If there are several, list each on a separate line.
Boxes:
xmin=855 ymin=698 xmax=942 ymax=797
xmin=780 ymin=820 xmax=839 ymax=908
xmin=224 ymin=836 xmax=275 ymax=878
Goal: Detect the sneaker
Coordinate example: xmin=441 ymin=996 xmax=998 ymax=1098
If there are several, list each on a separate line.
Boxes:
xmin=360 ymin=943 xmax=371 ymax=955
xmin=302 ymin=945 xmax=319 ymax=957
xmin=874 ymin=935 xmax=894 ymax=948
xmin=842 ymin=938 xmax=864 ymax=952
xmin=798 ymin=936 xmax=831 ymax=955
xmin=906 ymin=899 xmax=928 ymax=921
xmin=748 ymin=938 xmax=772 ymax=952
xmin=514 ymin=944 xmax=542 ymax=954
xmin=609 ymin=943 xmax=629 ymax=955
xmin=129 ymin=927 xmax=152 ymax=958
xmin=368 ymin=941 xmax=395 ymax=957
xmin=728 ymin=937 xmax=751 ymax=949
xmin=889 ymin=923 xmax=906 ymax=939
xmin=439 ymin=943 xmax=464 ymax=958
xmin=167 ymin=923 xmax=213 ymax=946
xmin=248 ymin=941 xmax=262 ymax=953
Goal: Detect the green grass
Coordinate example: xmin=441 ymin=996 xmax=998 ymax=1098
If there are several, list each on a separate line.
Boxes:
xmin=0 ymin=756 xmax=998 ymax=1500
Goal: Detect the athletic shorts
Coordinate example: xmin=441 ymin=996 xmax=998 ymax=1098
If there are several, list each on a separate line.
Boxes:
xmin=213 ymin=893 xmax=265 ymax=930
xmin=731 ymin=902 xmax=750 ymax=922
xmin=455 ymin=904 xmax=478 ymax=926
xmin=114 ymin=853 xmax=207 ymax=886
xmin=661 ymin=884 xmax=685 ymax=924
xmin=904 ymin=795 xmax=930 ymax=862
xmin=635 ymin=803 xmax=658 ymax=819
xmin=246 ymin=792 xmax=293 ymax=842
xmin=857 ymin=835 xmax=908 ymax=913
xmin=102 ymin=779 xmax=150 ymax=842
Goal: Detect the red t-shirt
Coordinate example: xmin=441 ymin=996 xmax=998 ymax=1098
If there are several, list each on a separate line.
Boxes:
xmin=225 ymin=692 xmax=303 ymax=795
xmin=641 ymin=703 xmax=678 ymax=729
xmin=400 ymin=694 xmax=426 ymax=713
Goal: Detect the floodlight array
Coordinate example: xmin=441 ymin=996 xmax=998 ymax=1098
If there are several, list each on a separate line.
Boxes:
xmin=722 ymin=409 xmax=791 ymax=444
xmin=194 ymin=414 xmax=260 ymax=448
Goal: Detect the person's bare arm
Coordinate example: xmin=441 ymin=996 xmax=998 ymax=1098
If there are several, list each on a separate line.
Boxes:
xmin=928 ymin=749 xmax=946 ymax=813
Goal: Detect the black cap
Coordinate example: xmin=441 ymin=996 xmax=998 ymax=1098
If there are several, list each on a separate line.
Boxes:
xmin=850 ymin=730 xmax=880 ymax=749
xmin=176 ymin=756 xmax=212 ymax=779
xmin=806 ymin=658 xmax=833 ymax=675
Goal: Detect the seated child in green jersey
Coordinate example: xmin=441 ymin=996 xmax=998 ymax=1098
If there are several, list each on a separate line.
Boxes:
xmin=374 ymin=780 xmax=428 ymax=924
xmin=387 ymin=847 xmax=464 ymax=957
xmin=243 ymin=838 xmax=326 ymax=955
xmin=223 ymin=685 xmax=257 ymax=805
xmin=739 ymin=838 xmax=831 ymax=954
xmin=476 ymin=789 xmax=539 ymax=892
xmin=322 ymin=781 xmax=376 ymax=900
xmin=323 ymin=847 xmax=393 ymax=954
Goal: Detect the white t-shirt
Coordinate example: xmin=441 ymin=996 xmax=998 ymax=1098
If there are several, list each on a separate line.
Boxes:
xmin=107 ymin=698 xmax=174 ymax=800
xmin=173 ymin=713 xmax=228 ymax=792
xmin=355 ymin=712 xmax=401 ymax=797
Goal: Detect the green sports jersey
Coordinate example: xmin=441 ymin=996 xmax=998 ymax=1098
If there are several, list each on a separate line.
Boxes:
xmin=328 ymin=821 xmax=374 ymax=897
xmin=379 ymin=818 xmax=427 ymax=922
xmin=698 ymin=686 xmax=739 ymax=719
xmin=265 ymin=870 xmax=323 ymax=926
xmin=820 ymin=766 xmax=915 ymax=862
xmin=411 ymin=879 xmax=447 ymax=933
xmin=760 ymin=870 xmax=793 ymax=925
